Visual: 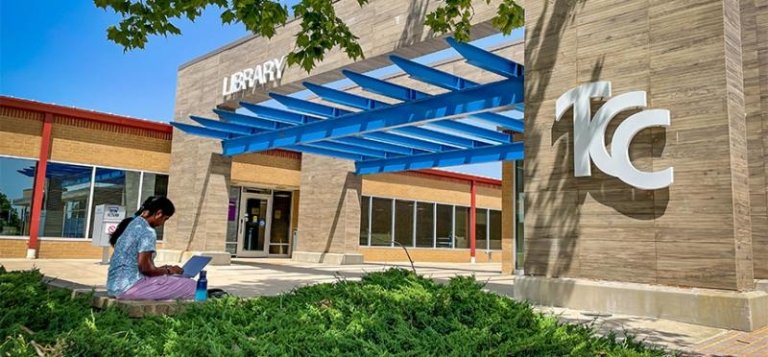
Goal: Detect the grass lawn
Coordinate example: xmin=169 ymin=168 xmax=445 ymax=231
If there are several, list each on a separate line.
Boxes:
xmin=0 ymin=267 xmax=669 ymax=356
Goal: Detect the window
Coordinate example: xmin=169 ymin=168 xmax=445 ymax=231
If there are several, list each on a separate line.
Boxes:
xmin=394 ymin=200 xmax=414 ymax=247
xmin=436 ymin=204 xmax=453 ymax=248
xmin=515 ymin=160 xmax=525 ymax=269
xmin=89 ymin=168 xmax=142 ymax=238
xmin=415 ymin=202 xmax=434 ymax=247
xmin=139 ymin=173 xmax=169 ymax=240
xmin=475 ymin=208 xmax=488 ymax=250
xmin=226 ymin=187 xmax=241 ymax=255
xmin=360 ymin=196 xmax=370 ymax=245
xmin=40 ymin=162 xmax=92 ymax=238
xmin=0 ymin=157 xmax=36 ymax=236
xmin=489 ymin=210 xmax=501 ymax=250
xmin=454 ymin=206 xmax=470 ymax=249
xmin=370 ymin=197 xmax=392 ymax=246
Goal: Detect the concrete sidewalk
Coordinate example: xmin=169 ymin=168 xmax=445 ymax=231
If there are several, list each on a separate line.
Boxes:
xmin=3 ymin=258 xmax=762 ymax=355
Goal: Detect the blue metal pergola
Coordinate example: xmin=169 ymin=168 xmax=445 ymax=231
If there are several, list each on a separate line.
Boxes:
xmin=172 ymin=35 xmax=525 ymax=175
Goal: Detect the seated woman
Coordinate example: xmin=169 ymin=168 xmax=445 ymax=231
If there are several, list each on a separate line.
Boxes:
xmin=106 ymin=196 xmax=195 ymax=300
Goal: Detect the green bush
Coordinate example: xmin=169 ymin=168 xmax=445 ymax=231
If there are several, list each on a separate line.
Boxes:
xmin=0 ymin=267 xmax=667 ymax=356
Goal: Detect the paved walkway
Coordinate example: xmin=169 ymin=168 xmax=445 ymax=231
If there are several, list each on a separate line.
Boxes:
xmin=3 ymin=258 xmax=765 ymax=355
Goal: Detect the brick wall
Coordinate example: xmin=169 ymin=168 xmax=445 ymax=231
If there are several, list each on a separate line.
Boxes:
xmin=0 ymin=239 xmax=164 ymax=259
xmin=0 ymin=110 xmax=42 ymax=158
xmin=362 ymin=173 xmax=502 ymax=209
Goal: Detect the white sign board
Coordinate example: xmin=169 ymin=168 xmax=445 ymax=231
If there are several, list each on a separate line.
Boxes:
xmin=222 ymin=56 xmax=287 ymax=96
xmin=91 ymin=204 xmax=126 ymax=248
xmin=555 ymin=81 xmax=674 ymax=190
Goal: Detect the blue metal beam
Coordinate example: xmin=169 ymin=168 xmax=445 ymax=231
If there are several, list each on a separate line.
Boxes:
xmin=389 ymin=55 xmax=477 ymax=91
xmin=365 ymin=132 xmax=451 ymax=152
xmin=222 ymin=78 xmax=522 ymax=156
xmin=426 ymin=120 xmax=510 ymax=143
xmin=473 ymin=112 xmax=525 ymax=133
xmin=269 ymin=93 xmax=353 ymax=118
xmin=171 ymin=122 xmax=236 ymax=140
xmin=271 ymin=91 xmax=492 ymax=149
xmin=239 ymin=101 xmax=322 ymax=125
xmin=356 ymin=142 xmax=524 ymax=175
xmin=307 ymin=141 xmax=390 ymax=159
xmin=446 ymin=37 xmax=524 ymax=79
xmin=336 ymin=137 xmax=422 ymax=156
xmin=342 ymin=70 xmax=429 ymax=101
xmin=303 ymin=82 xmax=388 ymax=110
xmin=189 ymin=116 xmax=262 ymax=136
xmin=214 ymin=109 xmax=293 ymax=131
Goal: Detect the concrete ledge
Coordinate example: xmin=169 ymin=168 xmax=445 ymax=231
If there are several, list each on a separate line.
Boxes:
xmin=292 ymin=251 xmax=364 ymax=265
xmin=156 ymin=249 xmax=231 ymax=265
xmin=756 ymin=279 xmax=768 ymax=293
xmin=513 ymin=276 xmax=768 ymax=331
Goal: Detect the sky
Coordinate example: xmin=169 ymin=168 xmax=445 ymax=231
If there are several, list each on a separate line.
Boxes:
xmin=0 ymin=0 xmax=501 ymax=179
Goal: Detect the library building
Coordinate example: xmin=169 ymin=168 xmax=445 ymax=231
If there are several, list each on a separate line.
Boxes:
xmin=2 ymin=0 xmax=767 ymax=331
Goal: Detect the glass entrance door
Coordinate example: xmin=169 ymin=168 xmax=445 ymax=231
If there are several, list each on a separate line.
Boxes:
xmin=236 ymin=193 xmax=272 ymax=257
xmin=268 ymin=191 xmax=292 ymax=256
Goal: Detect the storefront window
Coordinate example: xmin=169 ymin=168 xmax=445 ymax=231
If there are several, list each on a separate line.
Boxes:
xmin=489 ymin=210 xmax=501 ymax=249
xmin=370 ymin=197 xmax=391 ymax=246
xmin=415 ymin=202 xmax=434 ymax=248
xmin=394 ymin=200 xmax=414 ymax=247
xmin=476 ymin=208 xmax=488 ymax=250
xmin=360 ymin=196 xmax=370 ymax=246
xmin=226 ymin=186 xmax=241 ymax=254
xmin=0 ymin=157 xmax=36 ymax=236
xmin=515 ymin=160 xmax=525 ymax=270
xmin=454 ymin=206 xmax=470 ymax=249
xmin=88 ymin=168 xmax=141 ymax=238
xmin=39 ymin=162 xmax=92 ymax=238
xmin=436 ymin=204 xmax=453 ymax=248
xmin=140 ymin=173 xmax=169 ymax=240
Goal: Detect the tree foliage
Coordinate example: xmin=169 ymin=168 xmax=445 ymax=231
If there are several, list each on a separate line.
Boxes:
xmin=94 ymin=0 xmax=523 ymax=72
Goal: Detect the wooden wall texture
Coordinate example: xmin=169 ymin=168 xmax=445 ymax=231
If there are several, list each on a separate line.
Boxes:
xmin=523 ymin=0 xmax=768 ymax=291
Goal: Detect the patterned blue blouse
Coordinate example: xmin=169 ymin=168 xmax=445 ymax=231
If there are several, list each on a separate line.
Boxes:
xmin=106 ymin=217 xmax=156 ymax=296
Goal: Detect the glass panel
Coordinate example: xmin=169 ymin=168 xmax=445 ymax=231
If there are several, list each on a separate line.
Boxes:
xmin=370 ymin=197 xmax=392 ymax=246
xmin=88 ymin=168 xmax=141 ymax=238
xmin=515 ymin=161 xmax=525 ymax=270
xmin=243 ymin=198 xmax=267 ymax=251
xmin=269 ymin=191 xmax=292 ymax=253
xmin=415 ymin=202 xmax=434 ymax=248
xmin=489 ymin=210 xmax=502 ymax=250
xmin=475 ymin=209 xmax=488 ymax=250
xmin=139 ymin=173 xmax=169 ymax=240
xmin=454 ymin=206 xmax=470 ymax=249
xmin=0 ymin=157 xmax=36 ymax=236
xmin=40 ymin=162 xmax=92 ymax=238
xmin=359 ymin=196 xmax=369 ymax=246
xmin=436 ymin=204 xmax=453 ymax=248
xmin=394 ymin=200 xmax=414 ymax=247
xmin=225 ymin=187 xmax=240 ymax=255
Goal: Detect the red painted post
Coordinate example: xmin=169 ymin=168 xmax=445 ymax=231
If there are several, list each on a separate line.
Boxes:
xmin=27 ymin=113 xmax=53 ymax=259
xmin=470 ymin=180 xmax=476 ymax=263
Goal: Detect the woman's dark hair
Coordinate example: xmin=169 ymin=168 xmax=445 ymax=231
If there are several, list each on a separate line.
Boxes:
xmin=109 ymin=196 xmax=175 ymax=246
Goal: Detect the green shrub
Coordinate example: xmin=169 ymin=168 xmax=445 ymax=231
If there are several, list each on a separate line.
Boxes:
xmin=0 ymin=268 xmax=667 ymax=356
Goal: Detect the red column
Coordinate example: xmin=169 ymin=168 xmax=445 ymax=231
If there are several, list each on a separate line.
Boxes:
xmin=27 ymin=113 xmax=53 ymax=258
xmin=470 ymin=180 xmax=476 ymax=263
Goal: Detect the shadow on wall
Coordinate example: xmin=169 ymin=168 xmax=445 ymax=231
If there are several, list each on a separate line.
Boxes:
xmin=523 ymin=0 xmax=584 ymax=281
xmin=316 ymin=172 xmax=360 ymax=261
xmin=524 ymin=1 xmax=671 ymax=283
xmin=396 ymin=0 xmax=433 ymax=48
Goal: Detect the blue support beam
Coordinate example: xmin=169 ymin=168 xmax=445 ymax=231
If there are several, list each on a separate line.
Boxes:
xmin=365 ymin=132 xmax=451 ymax=152
xmin=189 ymin=116 xmax=262 ymax=136
xmin=389 ymin=55 xmax=478 ymax=91
xmin=307 ymin=141 xmax=390 ymax=159
xmin=269 ymin=93 xmax=353 ymax=117
xmin=240 ymin=101 xmax=322 ymax=125
xmin=395 ymin=126 xmax=480 ymax=149
xmin=222 ymin=78 xmax=522 ymax=156
xmin=446 ymin=37 xmax=524 ymax=79
xmin=214 ymin=109 xmax=293 ymax=131
xmin=473 ymin=112 xmax=525 ymax=133
xmin=426 ymin=120 xmax=511 ymax=143
xmin=303 ymin=82 xmax=388 ymax=110
xmin=342 ymin=70 xmax=429 ymax=101
xmin=171 ymin=122 xmax=236 ymax=140
xmin=337 ymin=137 xmax=422 ymax=156
xmin=356 ymin=142 xmax=524 ymax=175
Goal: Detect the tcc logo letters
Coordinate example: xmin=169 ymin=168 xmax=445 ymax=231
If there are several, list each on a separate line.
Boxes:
xmin=555 ymin=81 xmax=673 ymax=190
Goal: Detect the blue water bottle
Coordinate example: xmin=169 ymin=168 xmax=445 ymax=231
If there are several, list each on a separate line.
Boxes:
xmin=195 ymin=270 xmax=208 ymax=302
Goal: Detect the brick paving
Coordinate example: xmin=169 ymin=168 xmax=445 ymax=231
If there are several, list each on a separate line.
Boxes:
xmin=693 ymin=326 xmax=768 ymax=356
